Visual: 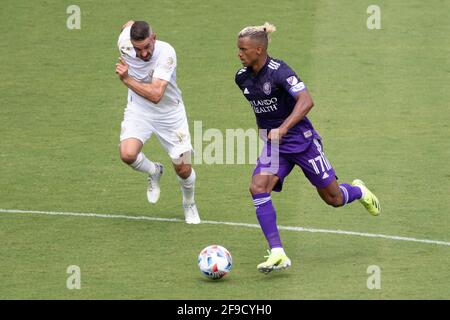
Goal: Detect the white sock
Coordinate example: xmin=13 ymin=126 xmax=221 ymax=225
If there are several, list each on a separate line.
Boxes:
xmin=271 ymin=247 xmax=285 ymax=255
xmin=356 ymin=185 xmax=366 ymax=198
xmin=130 ymin=152 xmax=156 ymax=174
xmin=177 ymin=168 xmax=196 ymax=205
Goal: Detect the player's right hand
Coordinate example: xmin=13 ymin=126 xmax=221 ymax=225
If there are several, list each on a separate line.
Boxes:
xmin=268 ymin=127 xmax=287 ymax=144
xmin=115 ymin=57 xmax=129 ymax=81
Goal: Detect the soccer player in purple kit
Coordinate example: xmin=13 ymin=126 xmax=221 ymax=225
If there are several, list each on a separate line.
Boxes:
xmin=235 ymin=23 xmax=381 ymax=274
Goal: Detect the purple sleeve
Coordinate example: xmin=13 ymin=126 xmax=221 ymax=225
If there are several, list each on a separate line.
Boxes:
xmin=276 ymin=63 xmax=307 ymax=98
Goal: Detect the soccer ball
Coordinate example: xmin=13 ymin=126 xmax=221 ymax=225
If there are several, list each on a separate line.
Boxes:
xmin=198 ymin=245 xmax=232 ymax=280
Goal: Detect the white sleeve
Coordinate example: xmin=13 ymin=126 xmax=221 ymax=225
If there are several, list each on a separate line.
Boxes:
xmin=153 ymin=45 xmax=176 ymax=82
xmin=117 ymin=26 xmax=136 ymax=59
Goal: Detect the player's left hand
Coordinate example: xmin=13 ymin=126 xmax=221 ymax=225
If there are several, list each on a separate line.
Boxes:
xmin=268 ymin=127 xmax=288 ymax=144
xmin=115 ymin=57 xmax=129 ymax=81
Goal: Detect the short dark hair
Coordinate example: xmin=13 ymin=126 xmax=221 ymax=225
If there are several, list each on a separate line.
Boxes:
xmin=130 ymin=21 xmax=152 ymax=41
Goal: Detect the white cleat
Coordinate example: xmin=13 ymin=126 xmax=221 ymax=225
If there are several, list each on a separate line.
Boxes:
xmin=147 ymin=163 xmax=163 ymax=204
xmin=183 ymin=203 xmax=201 ymax=224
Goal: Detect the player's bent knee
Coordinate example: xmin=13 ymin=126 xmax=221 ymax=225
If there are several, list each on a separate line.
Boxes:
xmin=249 ymin=183 xmax=268 ymax=196
xmin=120 ymin=151 xmax=138 ymax=165
xmin=175 ymin=164 xmax=192 ymax=179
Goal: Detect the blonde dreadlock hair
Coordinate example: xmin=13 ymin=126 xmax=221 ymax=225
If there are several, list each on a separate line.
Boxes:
xmin=238 ymin=22 xmax=276 ymax=48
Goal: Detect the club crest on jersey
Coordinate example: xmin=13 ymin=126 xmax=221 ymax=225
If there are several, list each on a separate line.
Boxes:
xmin=263 ymin=82 xmax=271 ymax=95
xmin=164 ymin=57 xmax=174 ymax=70
xmin=287 ymin=76 xmax=299 ymax=86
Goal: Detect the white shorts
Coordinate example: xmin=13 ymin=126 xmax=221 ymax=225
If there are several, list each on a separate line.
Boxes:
xmin=120 ymin=102 xmax=193 ymax=160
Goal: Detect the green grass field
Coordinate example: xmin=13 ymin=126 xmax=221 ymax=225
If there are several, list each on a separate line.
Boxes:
xmin=1 ymin=0 xmax=449 ymax=299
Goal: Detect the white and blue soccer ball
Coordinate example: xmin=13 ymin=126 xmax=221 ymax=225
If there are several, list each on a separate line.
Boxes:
xmin=198 ymin=245 xmax=232 ymax=280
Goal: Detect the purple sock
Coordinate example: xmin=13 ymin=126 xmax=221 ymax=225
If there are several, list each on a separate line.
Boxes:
xmin=339 ymin=184 xmax=362 ymax=206
xmin=252 ymin=193 xmax=282 ymax=249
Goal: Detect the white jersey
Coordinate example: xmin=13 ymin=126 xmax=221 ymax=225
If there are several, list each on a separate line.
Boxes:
xmin=117 ymin=27 xmax=185 ymax=118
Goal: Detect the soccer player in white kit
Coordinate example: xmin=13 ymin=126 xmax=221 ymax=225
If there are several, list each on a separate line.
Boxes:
xmin=115 ymin=20 xmax=200 ymax=224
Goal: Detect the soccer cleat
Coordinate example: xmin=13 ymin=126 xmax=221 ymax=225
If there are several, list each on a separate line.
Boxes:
xmin=257 ymin=250 xmax=291 ymax=274
xmin=147 ymin=163 xmax=163 ymax=203
xmin=352 ymin=179 xmax=380 ymax=216
xmin=183 ymin=203 xmax=201 ymax=224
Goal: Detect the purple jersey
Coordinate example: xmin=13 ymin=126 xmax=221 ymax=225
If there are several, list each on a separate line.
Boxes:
xmin=235 ymin=56 xmax=320 ymax=153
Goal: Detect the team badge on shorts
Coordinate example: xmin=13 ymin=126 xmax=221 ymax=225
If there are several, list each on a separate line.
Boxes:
xmin=263 ymin=82 xmax=271 ymax=95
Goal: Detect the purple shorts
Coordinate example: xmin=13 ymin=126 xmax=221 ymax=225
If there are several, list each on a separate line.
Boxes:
xmin=253 ymin=138 xmax=336 ymax=191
